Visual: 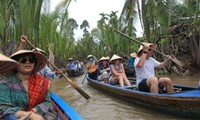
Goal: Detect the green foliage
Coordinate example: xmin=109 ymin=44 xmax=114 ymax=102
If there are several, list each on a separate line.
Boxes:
xmin=2 ymin=0 xmax=200 ymax=68
xmin=159 ymin=38 xmax=168 ymax=47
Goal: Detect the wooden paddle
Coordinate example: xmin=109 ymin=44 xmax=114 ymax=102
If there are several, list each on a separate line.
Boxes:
xmin=25 ymin=39 xmax=91 ymax=100
xmin=81 ymin=72 xmax=87 ymax=84
xmin=113 ymin=29 xmax=184 ymax=67
xmin=81 ymin=62 xmax=92 ymax=84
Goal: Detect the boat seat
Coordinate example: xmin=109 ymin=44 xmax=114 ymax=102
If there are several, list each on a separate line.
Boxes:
xmin=123 ymin=85 xmax=137 ymax=90
xmin=167 ymin=90 xmax=200 ymax=97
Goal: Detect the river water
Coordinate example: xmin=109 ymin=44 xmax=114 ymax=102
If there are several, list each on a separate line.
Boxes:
xmin=49 ymin=74 xmax=199 ymax=120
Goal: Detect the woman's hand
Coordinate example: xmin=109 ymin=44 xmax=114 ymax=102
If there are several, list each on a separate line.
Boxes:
xmin=117 ymin=70 xmax=124 ymax=73
xmin=29 ymin=112 xmax=44 ymax=120
xmin=15 ymin=110 xmax=30 ymax=119
xmin=55 ymin=69 xmax=63 ymax=74
xmin=16 ymin=110 xmax=44 ymax=120
xmin=20 ymin=35 xmax=27 ymax=43
xmin=165 ymin=55 xmax=172 ymax=60
xmin=18 ymin=35 xmax=27 ymax=50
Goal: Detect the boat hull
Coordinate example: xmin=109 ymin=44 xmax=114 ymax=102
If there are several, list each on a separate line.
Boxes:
xmin=66 ymin=69 xmax=85 ymax=77
xmin=87 ymin=76 xmax=200 ymax=118
xmin=51 ymin=93 xmax=83 ymax=120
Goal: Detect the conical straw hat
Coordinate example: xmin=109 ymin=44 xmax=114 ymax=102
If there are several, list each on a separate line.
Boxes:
xmin=32 ymin=47 xmax=48 ymax=56
xmin=130 ymin=52 xmax=137 ymax=58
xmin=0 ymin=53 xmax=18 ymax=74
xmin=137 ymin=42 xmax=157 ymax=53
xmin=106 ymin=56 xmax=110 ymax=59
xmin=98 ymin=56 xmax=110 ymax=62
xmin=109 ymin=54 xmax=122 ymax=63
xmin=10 ymin=50 xmax=47 ymax=73
xmin=87 ymin=55 xmax=94 ymax=59
xmin=68 ymin=58 xmax=73 ymax=61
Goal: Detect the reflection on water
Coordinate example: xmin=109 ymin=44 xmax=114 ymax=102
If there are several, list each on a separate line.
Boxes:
xmin=49 ymin=74 xmax=199 ymax=120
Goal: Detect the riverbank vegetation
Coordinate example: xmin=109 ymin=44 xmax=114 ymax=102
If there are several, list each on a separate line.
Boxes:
xmin=0 ymin=0 xmax=199 ymax=75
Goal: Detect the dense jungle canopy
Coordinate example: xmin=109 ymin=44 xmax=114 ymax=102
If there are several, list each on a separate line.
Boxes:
xmin=0 ymin=0 xmax=200 ymax=75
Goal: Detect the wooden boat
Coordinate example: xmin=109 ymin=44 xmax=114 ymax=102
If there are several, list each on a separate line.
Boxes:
xmin=86 ymin=76 xmax=200 ymax=118
xmin=51 ymin=92 xmax=83 ymax=120
xmin=66 ymin=68 xmax=86 ymax=77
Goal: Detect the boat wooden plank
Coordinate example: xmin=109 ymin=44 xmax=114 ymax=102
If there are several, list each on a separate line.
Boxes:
xmin=169 ymin=90 xmax=200 ymax=96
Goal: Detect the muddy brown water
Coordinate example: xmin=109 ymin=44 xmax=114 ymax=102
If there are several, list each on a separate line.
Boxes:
xmin=49 ymin=74 xmax=199 ymax=120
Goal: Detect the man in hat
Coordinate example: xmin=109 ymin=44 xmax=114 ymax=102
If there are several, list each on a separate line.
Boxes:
xmin=18 ymin=35 xmax=63 ymax=79
xmin=134 ymin=43 xmax=174 ymax=93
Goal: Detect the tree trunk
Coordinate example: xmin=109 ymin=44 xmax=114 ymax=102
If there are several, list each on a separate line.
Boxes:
xmin=187 ymin=32 xmax=200 ymax=68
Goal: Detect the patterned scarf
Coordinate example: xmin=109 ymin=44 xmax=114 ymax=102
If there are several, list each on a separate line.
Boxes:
xmin=28 ymin=74 xmax=50 ymax=110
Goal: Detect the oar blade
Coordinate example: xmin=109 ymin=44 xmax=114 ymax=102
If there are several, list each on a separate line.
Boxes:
xmin=171 ymin=58 xmax=184 ymax=67
xmin=63 ymin=74 xmax=91 ymax=100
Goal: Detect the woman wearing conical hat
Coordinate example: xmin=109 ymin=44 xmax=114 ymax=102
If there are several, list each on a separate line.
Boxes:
xmin=109 ymin=54 xmax=131 ymax=87
xmin=0 ymin=50 xmax=58 ymax=120
xmin=18 ymin=35 xmax=63 ymax=79
xmin=86 ymin=55 xmax=98 ymax=79
xmin=97 ymin=56 xmax=110 ymax=83
xmin=134 ymin=42 xmax=174 ymax=93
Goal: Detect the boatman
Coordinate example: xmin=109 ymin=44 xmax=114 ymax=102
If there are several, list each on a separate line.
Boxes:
xmin=134 ymin=42 xmax=174 ymax=93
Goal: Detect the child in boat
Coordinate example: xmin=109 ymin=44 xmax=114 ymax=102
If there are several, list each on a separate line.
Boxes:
xmin=97 ymin=56 xmax=111 ymax=83
xmin=109 ymin=54 xmax=131 ymax=87
xmin=0 ymin=50 xmax=58 ymax=120
xmin=134 ymin=42 xmax=174 ymax=93
xmin=86 ymin=55 xmax=98 ymax=79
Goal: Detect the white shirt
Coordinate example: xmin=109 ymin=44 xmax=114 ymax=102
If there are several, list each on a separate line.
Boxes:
xmin=134 ymin=57 xmax=160 ymax=87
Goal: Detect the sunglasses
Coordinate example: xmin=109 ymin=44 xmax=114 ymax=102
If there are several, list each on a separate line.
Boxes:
xmin=18 ymin=56 xmax=36 ymax=64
